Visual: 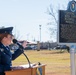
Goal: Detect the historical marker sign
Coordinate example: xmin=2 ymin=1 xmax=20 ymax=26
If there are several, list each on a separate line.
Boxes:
xmin=58 ymin=0 xmax=76 ymax=44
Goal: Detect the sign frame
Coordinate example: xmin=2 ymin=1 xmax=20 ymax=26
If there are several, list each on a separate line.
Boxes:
xmin=57 ymin=10 xmax=76 ymax=45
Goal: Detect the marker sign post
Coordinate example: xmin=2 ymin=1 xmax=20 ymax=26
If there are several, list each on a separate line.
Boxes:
xmin=58 ymin=0 xmax=76 ymax=75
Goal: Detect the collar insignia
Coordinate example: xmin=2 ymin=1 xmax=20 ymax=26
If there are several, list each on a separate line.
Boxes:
xmin=0 ymin=48 xmax=4 ymax=52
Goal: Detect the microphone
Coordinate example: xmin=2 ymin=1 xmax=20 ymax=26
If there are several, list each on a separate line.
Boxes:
xmin=12 ymin=39 xmax=31 ymax=68
xmin=13 ymin=39 xmax=24 ymax=49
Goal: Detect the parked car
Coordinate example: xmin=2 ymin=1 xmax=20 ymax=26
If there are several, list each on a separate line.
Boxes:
xmin=55 ymin=45 xmax=70 ymax=52
xmin=24 ymin=46 xmax=32 ymax=50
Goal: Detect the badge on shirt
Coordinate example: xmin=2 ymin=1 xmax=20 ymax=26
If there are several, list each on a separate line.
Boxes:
xmin=0 ymin=48 xmax=4 ymax=52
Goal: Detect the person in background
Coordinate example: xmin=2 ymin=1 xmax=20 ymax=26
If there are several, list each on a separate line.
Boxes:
xmin=0 ymin=27 xmax=26 ymax=75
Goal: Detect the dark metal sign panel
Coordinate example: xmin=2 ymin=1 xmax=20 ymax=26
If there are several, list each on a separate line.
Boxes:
xmin=58 ymin=10 xmax=76 ymax=44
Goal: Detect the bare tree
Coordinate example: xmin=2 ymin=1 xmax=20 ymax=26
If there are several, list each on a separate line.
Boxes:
xmin=47 ymin=5 xmax=58 ymax=24
xmin=46 ymin=4 xmax=59 ymax=42
xmin=46 ymin=3 xmax=67 ymax=42
xmin=13 ymin=27 xmax=22 ymax=40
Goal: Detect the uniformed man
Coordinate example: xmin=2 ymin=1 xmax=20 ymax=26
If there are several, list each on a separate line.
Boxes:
xmin=0 ymin=27 xmax=25 ymax=75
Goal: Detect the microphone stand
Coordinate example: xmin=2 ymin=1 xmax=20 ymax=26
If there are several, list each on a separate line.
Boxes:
xmin=22 ymin=52 xmax=31 ymax=68
xmin=12 ymin=39 xmax=31 ymax=68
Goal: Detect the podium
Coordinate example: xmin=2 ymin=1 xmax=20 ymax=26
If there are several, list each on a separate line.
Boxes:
xmin=5 ymin=64 xmax=45 ymax=75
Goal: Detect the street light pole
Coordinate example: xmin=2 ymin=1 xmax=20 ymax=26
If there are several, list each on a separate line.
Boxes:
xmin=39 ymin=25 xmax=41 ymax=42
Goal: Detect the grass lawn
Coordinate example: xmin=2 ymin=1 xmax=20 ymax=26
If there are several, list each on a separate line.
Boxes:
xmin=12 ymin=50 xmax=71 ymax=75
